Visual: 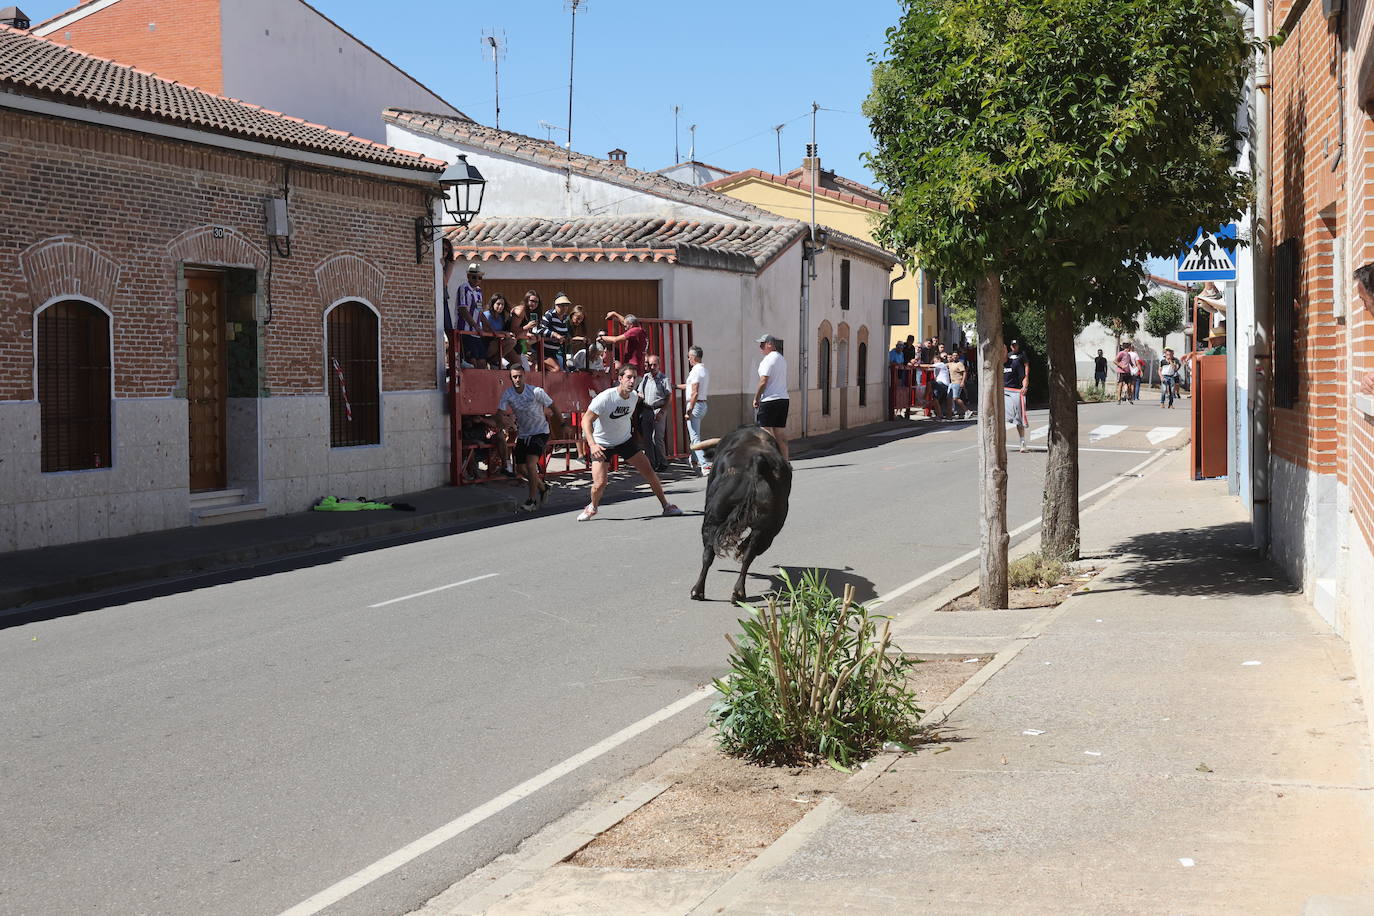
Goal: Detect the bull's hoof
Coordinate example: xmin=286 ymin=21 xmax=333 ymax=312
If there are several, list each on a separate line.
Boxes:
xmin=731 ymin=590 xmax=746 ymax=604
xmin=690 ymin=587 xmax=706 ymax=601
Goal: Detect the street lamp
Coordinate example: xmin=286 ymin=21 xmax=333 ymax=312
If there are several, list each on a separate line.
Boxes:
xmin=415 ymin=154 xmax=488 ymax=263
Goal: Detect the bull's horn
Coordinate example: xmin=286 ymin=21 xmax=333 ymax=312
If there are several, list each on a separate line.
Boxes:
xmin=690 ymin=437 xmax=721 ymax=451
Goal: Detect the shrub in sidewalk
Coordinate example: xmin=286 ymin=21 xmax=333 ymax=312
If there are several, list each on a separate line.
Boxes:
xmin=710 ymin=571 xmax=925 ymax=768
xmin=1077 ymin=382 xmax=1117 ymax=404
xmin=1008 ymin=552 xmax=1069 ymax=589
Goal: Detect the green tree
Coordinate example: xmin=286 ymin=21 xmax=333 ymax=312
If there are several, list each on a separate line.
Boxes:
xmin=1144 ymin=290 xmax=1186 ymax=352
xmin=866 ymin=0 xmax=1254 ymax=585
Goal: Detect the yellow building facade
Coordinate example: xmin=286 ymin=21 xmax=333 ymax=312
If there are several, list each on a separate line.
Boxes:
xmin=704 ymin=163 xmax=931 ymax=351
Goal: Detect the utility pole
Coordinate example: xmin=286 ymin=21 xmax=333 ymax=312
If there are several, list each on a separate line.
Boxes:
xmin=799 ymin=101 xmax=820 ymax=442
xmin=774 ymin=123 xmax=784 ymax=174
xmin=481 ymin=30 xmax=506 ymax=130
xmin=674 ymin=105 xmax=681 ymax=164
xmin=564 ymin=0 xmax=584 ymax=189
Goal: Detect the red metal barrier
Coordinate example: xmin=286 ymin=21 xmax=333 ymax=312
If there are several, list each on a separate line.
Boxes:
xmin=889 ymin=365 xmax=934 ymax=418
xmin=602 ymin=317 xmax=694 ymax=459
xmin=447 ymin=330 xmax=615 ymax=486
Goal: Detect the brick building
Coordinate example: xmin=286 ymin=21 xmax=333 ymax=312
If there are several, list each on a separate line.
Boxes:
xmin=1265 ymin=0 xmax=1374 ymax=710
xmin=0 ymin=25 xmax=449 ymax=550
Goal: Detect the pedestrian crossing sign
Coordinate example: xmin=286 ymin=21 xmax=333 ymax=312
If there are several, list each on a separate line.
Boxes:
xmin=1176 ymin=224 xmax=1238 ymax=282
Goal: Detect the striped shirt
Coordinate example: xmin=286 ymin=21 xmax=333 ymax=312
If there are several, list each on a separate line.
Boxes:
xmin=538 ymin=307 xmax=570 ymax=353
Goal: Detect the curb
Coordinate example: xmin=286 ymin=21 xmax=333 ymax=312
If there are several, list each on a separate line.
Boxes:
xmin=0 ymin=491 xmax=516 ymax=612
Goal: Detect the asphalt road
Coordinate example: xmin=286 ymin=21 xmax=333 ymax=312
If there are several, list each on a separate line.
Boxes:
xmin=0 ymin=400 xmax=1182 ymax=916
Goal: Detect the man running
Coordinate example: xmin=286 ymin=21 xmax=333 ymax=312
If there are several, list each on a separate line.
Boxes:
xmin=577 ymin=364 xmax=682 ymax=521
xmin=498 ymin=366 xmax=556 ymax=512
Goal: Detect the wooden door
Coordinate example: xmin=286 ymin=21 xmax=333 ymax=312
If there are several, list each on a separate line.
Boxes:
xmin=185 ymin=270 xmax=227 ymax=492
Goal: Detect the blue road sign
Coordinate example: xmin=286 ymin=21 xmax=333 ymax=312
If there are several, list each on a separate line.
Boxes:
xmin=1176 ymin=224 xmax=1239 ymax=282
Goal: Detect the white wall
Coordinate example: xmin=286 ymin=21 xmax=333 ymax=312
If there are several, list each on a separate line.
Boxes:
xmin=386 ymin=124 xmax=746 ymax=221
xmin=656 ymin=162 xmax=734 ymax=187
xmin=223 ymin=0 xmax=462 ymax=143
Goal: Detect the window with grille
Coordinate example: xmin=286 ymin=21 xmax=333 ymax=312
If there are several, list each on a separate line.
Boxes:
xmin=327 ymin=301 xmax=381 ymax=447
xmin=857 ymin=342 xmax=868 ymax=406
xmin=840 ymin=259 xmax=851 ymax=310
xmin=38 ymin=300 xmax=112 ymax=472
xmin=1274 ymin=238 xmax=1299 ymax=409
xmin=819 ymin=337 xmax=832 ymax=416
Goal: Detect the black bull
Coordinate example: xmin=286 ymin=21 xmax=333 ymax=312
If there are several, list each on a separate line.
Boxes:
xmin=689 ymin=426 xmax=792 ymax=603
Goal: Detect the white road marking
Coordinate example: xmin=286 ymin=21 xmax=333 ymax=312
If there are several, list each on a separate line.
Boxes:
xmin=874 ymin=449 xmax=1167 ymax=607
xmin=1079 ymin=447 xmax=1151 ymax=454
xmin=1089 ymin=424 xmax=1128 ymax=442
xmin=276 ymin=685 xmax=713 ymax=916
xmin=1147 ymin=426 xmax=1185 ymax=445
xmin=1029 ymin=427 xmax=1048 ymax=440
xmin=368 ymin=573 xmax=500 ymax=608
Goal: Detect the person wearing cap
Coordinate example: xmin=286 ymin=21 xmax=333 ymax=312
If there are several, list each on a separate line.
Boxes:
xmin=447 ymin=262 xmax=493 ymax=368
xmin=600 ymin=312 xmax=649 ymax=370
xmin=753 ymin=334 xmax=790 ymax=461
xmin=536 ymin=294 xmax=574 ymax=370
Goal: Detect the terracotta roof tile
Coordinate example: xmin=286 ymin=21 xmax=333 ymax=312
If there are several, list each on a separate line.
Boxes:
xmin=0 ymin=25 xmax=445 ymax=172
xmin=704 ymin=168 xmax=890 ymax=213
xmin=446 ymin=216 xmax=809 ymax=274
xmin=384 ymin=109 xmax=781 ymax=221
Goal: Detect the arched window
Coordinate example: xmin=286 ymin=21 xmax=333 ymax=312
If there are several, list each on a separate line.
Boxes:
xmin=857 ymin=342 xmax=869 ymax=407
xmin=819 ymin=337 xmax=832 ymax=416
xmin=38 ymin=300 xmax=112 ymax=472
xmin=326 ymin=301 xmax=381 ymax=447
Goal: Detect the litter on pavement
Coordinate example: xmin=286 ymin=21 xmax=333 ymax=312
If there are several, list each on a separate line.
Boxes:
xmin=1179 ymin=858 xmax=1196 ymax=867
xmin=1084 ymin=751 xmax=1102 ymax=756
xmin=1242 ymin=660 xmax=1262 ymax=666
xmin=1022 ymin=729 xmax=1046 ymax=736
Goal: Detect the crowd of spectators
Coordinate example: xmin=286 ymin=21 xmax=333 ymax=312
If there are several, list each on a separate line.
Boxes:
xmin=888 ymin=334 xmax=978 ymax=421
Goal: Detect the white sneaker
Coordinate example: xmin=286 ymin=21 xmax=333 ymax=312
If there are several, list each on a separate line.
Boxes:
xmin=576 ymin=504 xmax=597 ymax=521
xmin=701 ymin=464 xmax=712 ymax=476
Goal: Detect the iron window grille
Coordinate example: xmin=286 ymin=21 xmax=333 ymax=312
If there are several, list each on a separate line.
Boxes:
xmin=857 ymin=342 xmax=868 ymax=407
xmin=327 ymin=302 xmax=381 ymax=447
xmin=38 ymin=300 xmax=112 ymax=472
xmin=840 ymin=259 xmax=851 ymax=310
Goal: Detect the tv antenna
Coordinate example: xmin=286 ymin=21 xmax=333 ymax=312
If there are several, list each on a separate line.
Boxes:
xmin=773 ymin=123 xmax=785 ymax=174
xmin=538 ymin=120 xmax=568 ymax=146
xmin=673 ymin=105 xmax=681 ymax=164
xmin=688 ymin=124 xmax=696 ymax=162
xmin=481 ymin=30 xmax=506 ymax=130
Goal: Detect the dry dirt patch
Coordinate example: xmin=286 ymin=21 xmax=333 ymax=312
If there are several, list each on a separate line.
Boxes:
xmin=566 ymin=657 xmax=987 ymax=871
xmin=937 ymin=567 xmax=1101 ymax=611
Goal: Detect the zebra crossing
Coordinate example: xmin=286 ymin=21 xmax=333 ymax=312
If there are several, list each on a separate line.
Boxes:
xmin=1025 ymin=424 xmax=1184 ymax=447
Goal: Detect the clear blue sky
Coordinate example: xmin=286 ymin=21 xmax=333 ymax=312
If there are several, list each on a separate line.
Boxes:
xmin=26 ymin=0 xmax=898 ymax=186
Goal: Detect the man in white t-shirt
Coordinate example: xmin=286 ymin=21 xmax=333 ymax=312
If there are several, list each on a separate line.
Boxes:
xmin=577 ymin=364 xmax=683 ymax=522
xmin=498 ymin=366 xmax=555 ymax=513
xmin=678 ymin=344 xmax=710 ymax=476
xmin=753 ymin=334 xmax=790 ymax=461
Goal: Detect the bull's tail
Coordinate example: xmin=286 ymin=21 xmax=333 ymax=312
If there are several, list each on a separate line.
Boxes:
xmin=709 ymin=449 xmax=788 ymax=560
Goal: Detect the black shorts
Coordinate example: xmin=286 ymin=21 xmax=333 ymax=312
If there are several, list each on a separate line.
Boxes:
xmin=591 ymin=437 xmax=642 ymax=463
xmin=514 ymin=434 xmax=548 ymax=463
xmin=756 ymin=398 xmax=790 ymax=428
xmin=1117 ymin=371 xmax=1133 ymax=384
xmin=932 ymin=381 xmax=949 ymax=402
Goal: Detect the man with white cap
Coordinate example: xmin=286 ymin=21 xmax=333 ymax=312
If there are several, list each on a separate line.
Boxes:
xmin=753 ymin=334 xmax=790 ymax=461
xmin=446 ymin=261 xmax=493 ymax=368
xmin=537 ymin=294 xmax=574 ymax=370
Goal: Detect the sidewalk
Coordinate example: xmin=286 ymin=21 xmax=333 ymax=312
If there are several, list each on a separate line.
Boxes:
xmin=0 ymin=419 xmax=907 ymax=613
xmin=473 ymin=449 xmax=1374 ymax=915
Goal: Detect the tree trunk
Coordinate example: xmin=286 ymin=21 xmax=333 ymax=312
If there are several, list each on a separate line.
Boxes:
xmin=1041 ymin=302 xmax=1080 ymax=561
xmin=976 ymin=270 xmax=1009 ymax=608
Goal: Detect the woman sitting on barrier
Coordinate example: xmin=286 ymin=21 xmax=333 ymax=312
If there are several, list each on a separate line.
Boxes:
xmin=483 ymin=293 xmax=519 ymax=367
xmin=568 ymin=304 xmax=590 ymax=356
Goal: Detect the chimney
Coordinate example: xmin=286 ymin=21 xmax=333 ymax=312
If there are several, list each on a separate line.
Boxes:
xmin=0 ymin=6 xmax=31 ymax=29
xmin=802 ymin=143 xmax=820 ymax=187
xmin=608 ymin=148 xmax=627 ymax=165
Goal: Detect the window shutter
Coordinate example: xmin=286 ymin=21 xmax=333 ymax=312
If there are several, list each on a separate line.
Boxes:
xmin=38 ymin=301 xmax=112 ymax=472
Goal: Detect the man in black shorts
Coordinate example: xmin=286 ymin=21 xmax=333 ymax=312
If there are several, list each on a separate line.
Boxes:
xmin=498 ymin=366 xmax=556 ymax=512
xmin=753 ymin=334 xmax=791 ymax=461
xmin=577 ymin=364 xmax=682 ymax=521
